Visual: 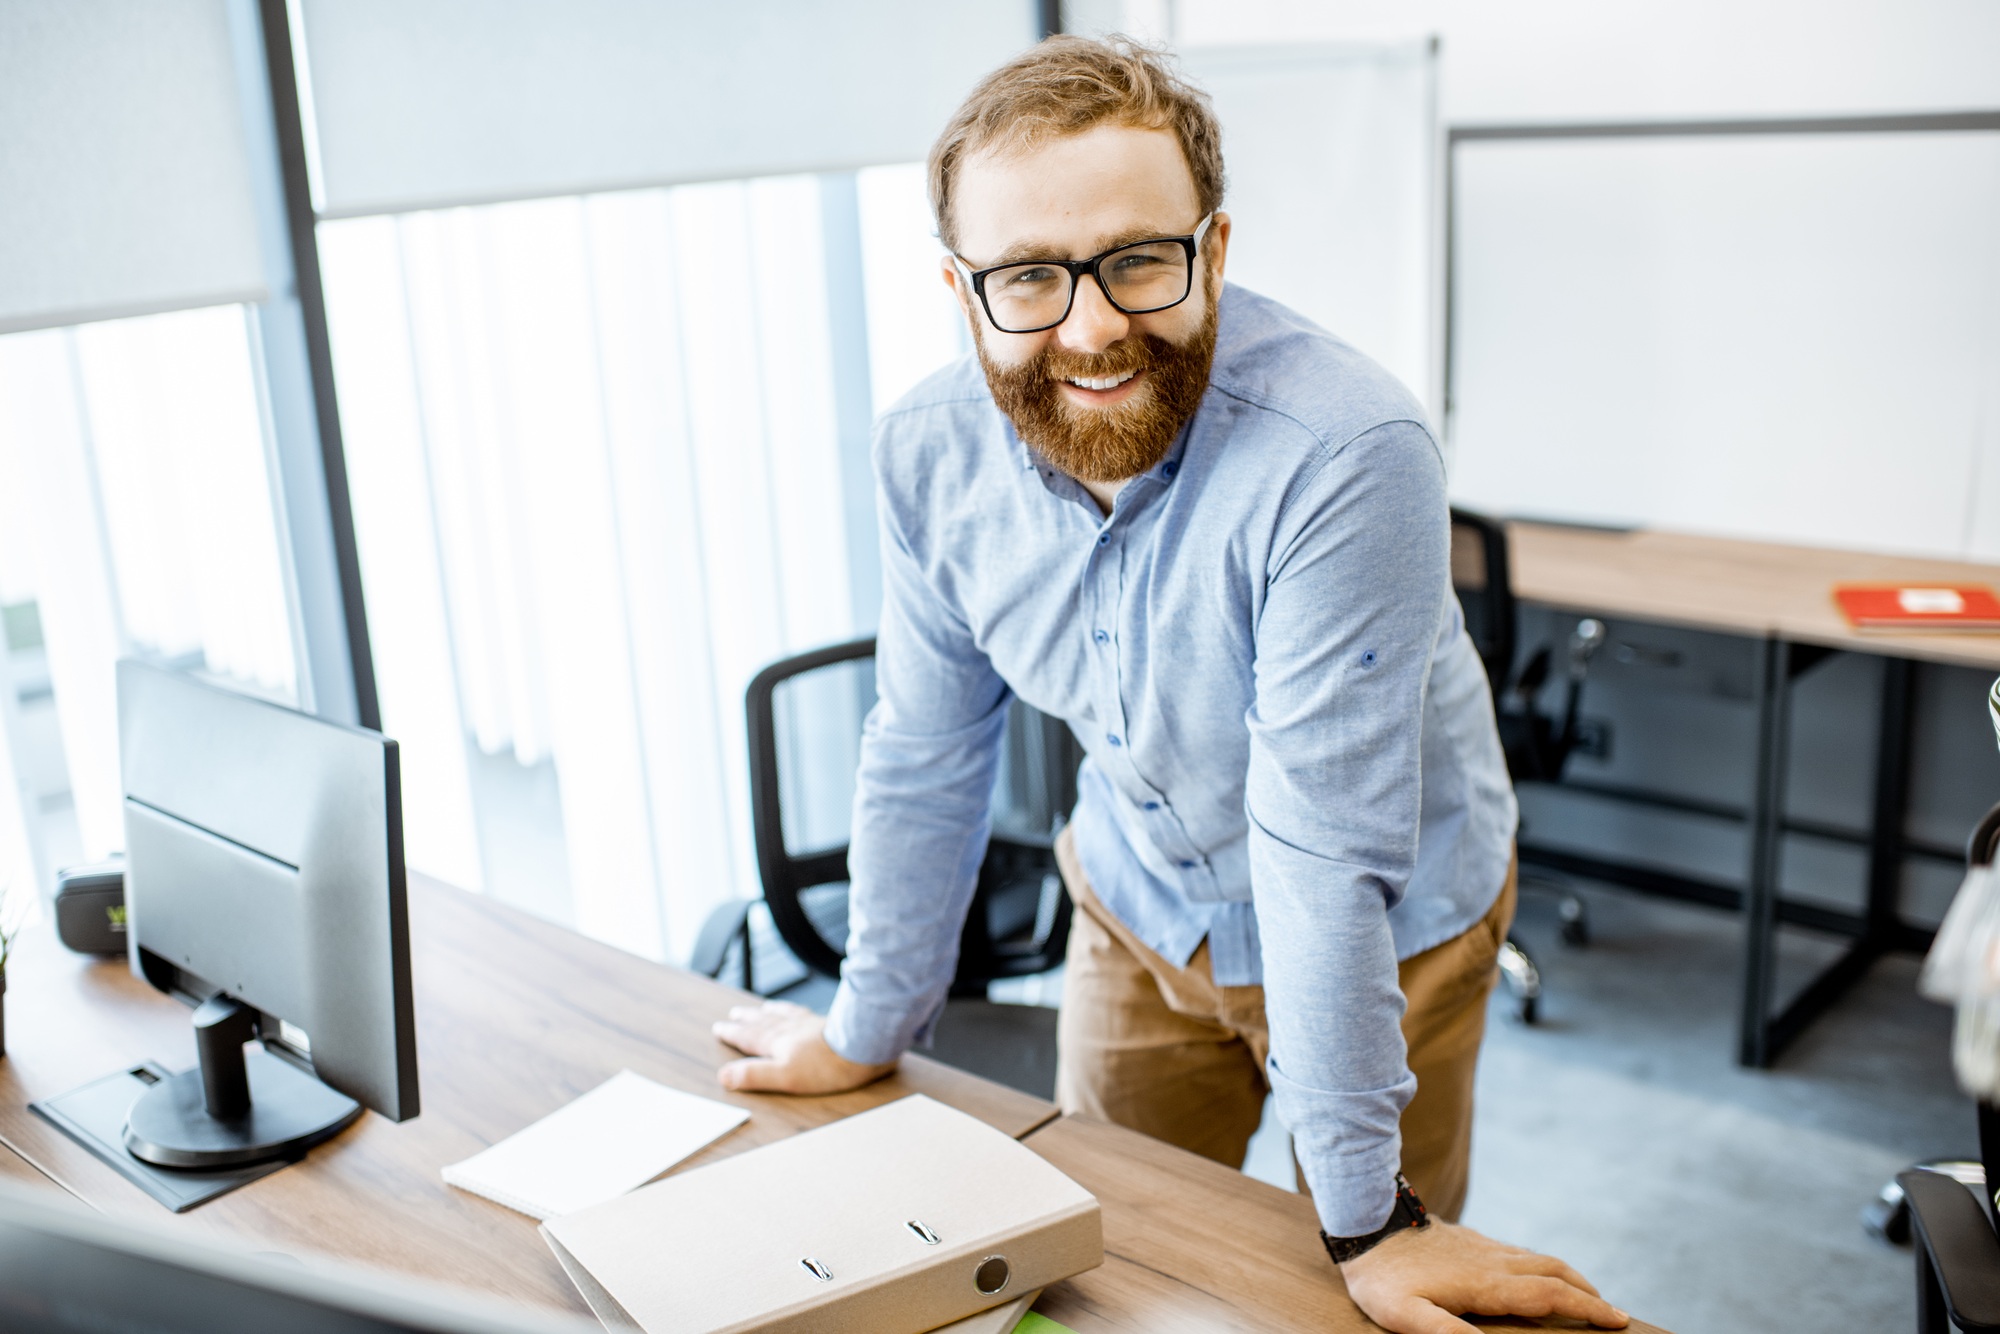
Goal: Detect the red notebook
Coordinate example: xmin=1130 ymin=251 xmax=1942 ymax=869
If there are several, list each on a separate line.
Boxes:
xmin=1833 ymin=583 xmax=2000 ymax=632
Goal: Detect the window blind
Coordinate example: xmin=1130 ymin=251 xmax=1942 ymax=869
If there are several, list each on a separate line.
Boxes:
xmin=0 ymin=0 xmax=267 ymax=334
xmin=297 ymin=0 xmax=1039 ymax=219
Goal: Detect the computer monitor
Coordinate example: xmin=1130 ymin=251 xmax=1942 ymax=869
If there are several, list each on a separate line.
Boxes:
xmin=0 ymin=1181 xmax=592 ymax=1334
xmin=32 ymin=661 xmax=418 ymax=1206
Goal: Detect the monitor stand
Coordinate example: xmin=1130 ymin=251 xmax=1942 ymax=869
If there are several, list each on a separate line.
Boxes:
xmin=121 ymin=995 xmax=362 ymax=1170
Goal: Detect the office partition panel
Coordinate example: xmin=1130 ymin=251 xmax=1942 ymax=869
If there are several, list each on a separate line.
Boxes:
xmin=1446 ymin=116 xmax=2000 ymax=561
xmin=1180 ymin=41 xmax=1438 ymax=414
xmin=294 ymin=0 xmax=1041 ymax=219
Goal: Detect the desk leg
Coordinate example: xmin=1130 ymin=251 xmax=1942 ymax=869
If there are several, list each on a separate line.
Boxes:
xmin=1865 ymin=657 xmax=1915 ymax=940
xmin=1740 ymin=650 xmax=1916 ymax=1068
xmin=1739 ymin=637 xmax=1791 ymax=1069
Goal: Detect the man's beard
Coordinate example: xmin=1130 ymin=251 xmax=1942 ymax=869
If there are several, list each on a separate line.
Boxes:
xmin=975 ymin=284 xmax=1219 ymax=485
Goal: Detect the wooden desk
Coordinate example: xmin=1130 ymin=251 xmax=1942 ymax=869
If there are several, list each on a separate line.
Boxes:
xmin=0 ymin=1136 xmax=65 ymax=1195
xmin=1509 ymin=524 xmax=2000 ymax=672
xmin=0 ymin=876 xmax=1663 ymax=1332
xmin=1506 ymin=522 xmax=2000 ymax=1064
xmin=0 ymin=875 xmax=1052 ymax=1312
xmin=1023 ymin=1115 xmax=1669 ymax=1334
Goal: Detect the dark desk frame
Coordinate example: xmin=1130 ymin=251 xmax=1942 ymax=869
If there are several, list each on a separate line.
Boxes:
xmin=1516 ymin=642 xmax=1939 ymax=1067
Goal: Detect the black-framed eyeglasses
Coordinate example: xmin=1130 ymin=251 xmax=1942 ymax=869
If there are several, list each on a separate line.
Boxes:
xmin=952 ymin=214 xmax=1215 ymax=334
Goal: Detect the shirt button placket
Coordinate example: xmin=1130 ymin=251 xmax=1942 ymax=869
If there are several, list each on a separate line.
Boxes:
xmin=1095 ymin=524 xmax=1136 ymax=784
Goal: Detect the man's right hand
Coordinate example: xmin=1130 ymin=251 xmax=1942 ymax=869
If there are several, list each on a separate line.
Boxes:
xmin=711 ymin=1000 xmax=898 ymax=1094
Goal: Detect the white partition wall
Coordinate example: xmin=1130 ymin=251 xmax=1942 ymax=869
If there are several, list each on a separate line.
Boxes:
xmin=1180 ymin=42 xmax=1439 ymax=414
xmin=1446 ymin=122 xmax=2000 ymax=559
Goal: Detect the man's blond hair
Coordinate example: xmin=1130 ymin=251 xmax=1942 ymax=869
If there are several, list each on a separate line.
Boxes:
xmin=927 ymin=35 xmax=1225 ymax=254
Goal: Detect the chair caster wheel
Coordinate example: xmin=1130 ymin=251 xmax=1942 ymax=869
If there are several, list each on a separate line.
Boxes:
xmin=1558 ymin=896 xmax=1590 ymax=947
xmin=1861 ymin=1192 xmax=1909 ymax=1245
xmin=1863 ymin=1163 xmax=1983 ymax=1245
xmin=1498 ymin=938 xmax=1541 ymax=1025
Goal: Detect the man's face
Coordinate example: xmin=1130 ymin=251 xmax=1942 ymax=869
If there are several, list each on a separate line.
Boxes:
xmin=943 ymin=123 xmax=1230 ymax=483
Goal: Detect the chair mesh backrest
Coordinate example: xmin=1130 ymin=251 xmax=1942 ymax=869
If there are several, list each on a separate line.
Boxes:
xmin=769 ymin=655 xmax=874 ymax=858
xmin=1450 ymin=524 xmax=1489 ymax=592
xmin=1450 ymin=520 xmax=1494 ymax=650
xmin=746 ymin=636 xmax=1076 ymax=982
xmin=1448 ymin=509 xmax=1513 ymax=692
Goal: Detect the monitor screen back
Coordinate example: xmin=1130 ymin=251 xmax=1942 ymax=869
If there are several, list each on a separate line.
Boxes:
xmin=0 ymin=1183 xmax=583 ymax=1333
xmin=117 ymin=661 xmax=417 ymax=1122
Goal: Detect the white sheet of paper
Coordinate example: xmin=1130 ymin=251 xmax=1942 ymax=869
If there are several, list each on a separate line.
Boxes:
xmin=442 ymin=1070 xmax=748 ymax=1220
xmin=1899 ymin=587 xmax=1966 ymax=614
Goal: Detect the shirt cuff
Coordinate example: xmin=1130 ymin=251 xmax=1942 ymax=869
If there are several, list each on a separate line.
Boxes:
xmin=1268 ymin=1061 xmax=1407 ymax=1236
xmin=823 ymin=980 xmax=940 ymax=1066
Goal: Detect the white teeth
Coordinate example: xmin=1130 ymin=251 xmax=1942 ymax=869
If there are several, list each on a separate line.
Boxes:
xmin=1068 ymin=370 xmax=1137 ymax=391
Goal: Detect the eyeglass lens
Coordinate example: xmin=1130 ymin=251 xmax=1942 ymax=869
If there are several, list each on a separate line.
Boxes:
xmin=984 ymin=240 xmax=1192 ymax=333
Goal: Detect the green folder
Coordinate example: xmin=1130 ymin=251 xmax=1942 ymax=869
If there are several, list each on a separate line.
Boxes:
xmin=1012 ymin=1316 xmax=1077 ymax=1334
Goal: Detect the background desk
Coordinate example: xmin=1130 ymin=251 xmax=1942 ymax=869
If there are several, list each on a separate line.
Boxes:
xmin=0 ymin=875 xmax=1665 ymax=1332
xmin=1507 ymin=522 xmax=2000 ymax=1065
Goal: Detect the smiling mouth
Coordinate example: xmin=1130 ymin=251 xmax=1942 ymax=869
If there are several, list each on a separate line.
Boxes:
xmin=1066 ymin=369 xmax=1140 ymax=392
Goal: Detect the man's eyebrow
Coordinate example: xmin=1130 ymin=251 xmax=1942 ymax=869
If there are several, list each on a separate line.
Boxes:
xmin=975 ymin=223 xmax=1189 ymax=269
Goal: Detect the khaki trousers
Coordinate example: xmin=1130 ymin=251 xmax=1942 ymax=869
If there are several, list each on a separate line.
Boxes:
xmin=1052 ymin=827 xmax=1517 ymax=1222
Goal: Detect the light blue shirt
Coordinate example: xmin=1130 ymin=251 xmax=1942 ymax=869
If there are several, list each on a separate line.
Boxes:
xmin=825 ymin=284 xmax=1518 ymax=1234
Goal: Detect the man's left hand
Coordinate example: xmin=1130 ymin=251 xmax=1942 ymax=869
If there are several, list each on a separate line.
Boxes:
xmin=1337 ymin=1220 xmax=1629 ymax=1334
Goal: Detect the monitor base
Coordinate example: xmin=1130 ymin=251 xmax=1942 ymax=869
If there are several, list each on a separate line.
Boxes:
xmin=124 ymin=1047 xmax=361 ymax=1169
xmin=31 ymin=1063 xmax=291 ymax=1212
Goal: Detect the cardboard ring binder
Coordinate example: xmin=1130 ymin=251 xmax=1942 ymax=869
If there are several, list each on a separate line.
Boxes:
xmin=540 ymin=1095 xmax=1101 ymax=1333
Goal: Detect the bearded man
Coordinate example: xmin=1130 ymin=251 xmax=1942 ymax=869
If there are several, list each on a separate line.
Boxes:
xmin=714 ymin=36 xmax=1626 ymax=1334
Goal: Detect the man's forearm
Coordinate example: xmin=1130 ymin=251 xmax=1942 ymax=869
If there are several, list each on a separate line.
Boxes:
xmin=827 ymin=696 xmax=1011 ymax=1064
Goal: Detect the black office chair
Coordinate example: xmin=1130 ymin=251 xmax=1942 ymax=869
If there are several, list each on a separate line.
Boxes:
xmin=1449 ymin=507 xmax=1607 ymax=1022
xmin=691 ymin=638 xmax=1073 ymax=1063
xmin=1871 ymin=800 xmax=2000 ymax=1334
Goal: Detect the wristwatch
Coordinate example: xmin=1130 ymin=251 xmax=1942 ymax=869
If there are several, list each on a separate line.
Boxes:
xmin=1320 ymin=1173 xmax=1430 ymax=1264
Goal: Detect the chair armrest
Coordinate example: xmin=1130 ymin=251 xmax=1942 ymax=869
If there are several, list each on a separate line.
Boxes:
xmin=1900 ymin=1168 xmax=2000 ymax=1333
xmin=689 ymin=899 xmax=756 ymax=983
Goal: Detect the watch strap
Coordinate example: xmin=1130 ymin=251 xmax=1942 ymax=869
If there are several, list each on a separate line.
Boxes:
xmin=1320 ymin=1173 xmax=1430 ymax=1265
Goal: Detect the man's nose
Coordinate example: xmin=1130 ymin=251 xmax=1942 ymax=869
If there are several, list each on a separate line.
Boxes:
xmin=1057 ymin=274 xmax=1129 ymax=354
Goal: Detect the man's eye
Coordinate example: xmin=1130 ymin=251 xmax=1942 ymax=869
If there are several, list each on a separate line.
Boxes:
xmin=1000 ymin=266 xmax=1060 ymax=288
xmin=1111 ymin=253 xmax=1165 ymax=275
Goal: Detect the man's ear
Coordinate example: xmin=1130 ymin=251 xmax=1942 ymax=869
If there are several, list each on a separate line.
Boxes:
xmin=1207 ymin=211 xmax=1232 ymax=284
xmin=940 ymin=254 xmax=980 ymax=331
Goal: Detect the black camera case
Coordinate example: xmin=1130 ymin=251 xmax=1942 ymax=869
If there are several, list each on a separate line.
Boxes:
xmin=54 ymin=857 xmax=126 ymax=956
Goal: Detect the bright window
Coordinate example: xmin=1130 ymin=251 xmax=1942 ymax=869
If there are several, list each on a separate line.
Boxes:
xmin=0 ymin=306 xmax=301 ymax=900
xmin=318 ymin=167 xmax=966 ymax=962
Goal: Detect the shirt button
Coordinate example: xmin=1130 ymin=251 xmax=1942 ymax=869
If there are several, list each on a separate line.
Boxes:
xmin=1179 ymin=859 xmax=1196 ymax=869
xmin=1097 ymin=532 xmax=1110 ymax=546
xmin=1093 ymin=629 xmax=1109 ymax=645
xmin=1107 ymin=734 xmax=1122 ymax=747
xmin=1163 ymin=461 xmax=1179 ymax=479
xmin=1143 ymin=801 xmax=1160 ymax=811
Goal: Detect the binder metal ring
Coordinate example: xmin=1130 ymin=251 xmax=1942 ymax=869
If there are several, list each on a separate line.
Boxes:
xmin=973 ymin=1255 xmax=1010 ymax=1295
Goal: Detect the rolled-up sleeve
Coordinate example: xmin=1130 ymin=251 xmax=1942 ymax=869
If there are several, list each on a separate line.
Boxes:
xmin=823 ymin=453 xmax=1010 ymax=1066
xmin=1247 ymin=420 xmax=1449 ymax=1236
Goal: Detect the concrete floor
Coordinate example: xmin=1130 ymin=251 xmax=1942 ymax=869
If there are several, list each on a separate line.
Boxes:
xmin=1455 ymin=876 xmax=1960 ymax=1334
xmin=784 ymin=873 xmax=1963 ymax=1333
